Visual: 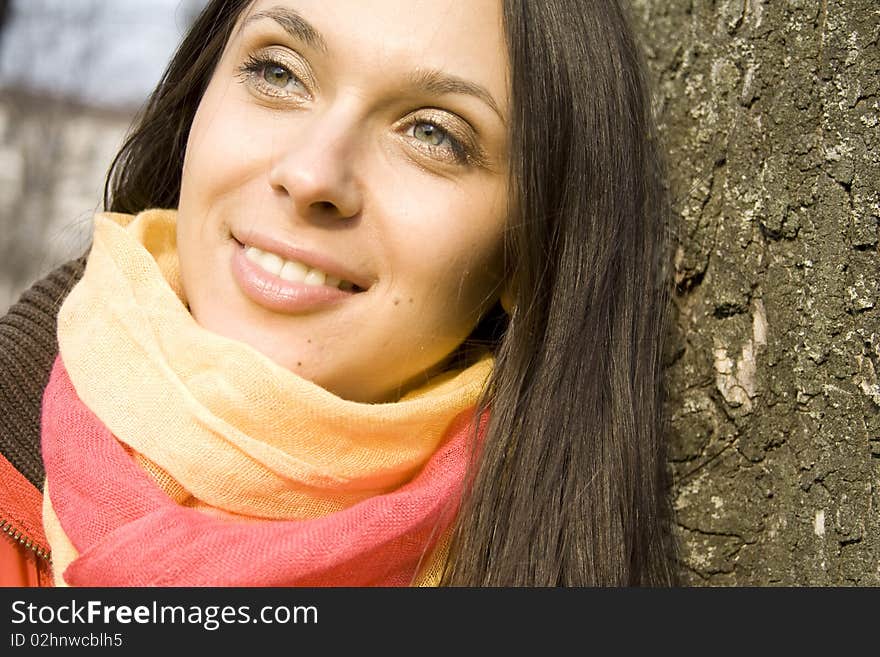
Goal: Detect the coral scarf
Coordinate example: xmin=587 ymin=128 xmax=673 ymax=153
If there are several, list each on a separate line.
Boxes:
xmin=41 ymin=210 xmax=492 ymax=586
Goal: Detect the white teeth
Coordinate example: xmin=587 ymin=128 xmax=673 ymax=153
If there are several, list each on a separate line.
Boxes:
xmin=303 ymin=269 xmax=326 ymax=286
xmin=244 ymin=244 xmax=357 ymax=291
xmin=279 ymin=260 xmax=308 ymax=283
xmin=253 ymin=250 xmax=284 ymax=277
xmin=244 ymin=245 xmax=261 ymax=262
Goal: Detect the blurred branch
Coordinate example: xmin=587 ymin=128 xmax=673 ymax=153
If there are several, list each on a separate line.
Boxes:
xmin=0 ymin=0 xmax=10 ymax=46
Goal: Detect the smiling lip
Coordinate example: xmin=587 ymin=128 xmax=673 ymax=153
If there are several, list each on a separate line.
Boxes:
xmin=231 ymin=228 xmax=371 ymax=292
xmin=231 ymin=241 xmax=359 ymax=315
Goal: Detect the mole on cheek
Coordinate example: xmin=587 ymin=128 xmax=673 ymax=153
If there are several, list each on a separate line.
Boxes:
xmin=393 ymin=298 xmax=400 ymax=306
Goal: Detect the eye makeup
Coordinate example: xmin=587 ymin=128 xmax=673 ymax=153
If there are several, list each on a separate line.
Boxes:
xmin=236 ymin=46 xmax=315 ymax=101
xmin=397 ymin=109 xmax=487 ymax=167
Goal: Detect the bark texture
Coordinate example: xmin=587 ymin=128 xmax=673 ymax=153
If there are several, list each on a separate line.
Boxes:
xmin=630 ymin=0 xmax=879 ymax=584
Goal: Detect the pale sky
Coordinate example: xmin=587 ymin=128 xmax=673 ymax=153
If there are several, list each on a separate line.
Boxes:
xmin=0 ymin=0 xmax=206 ymax=108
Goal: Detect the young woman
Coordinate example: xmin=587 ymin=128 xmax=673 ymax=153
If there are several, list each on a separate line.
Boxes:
xmin=0 ymin=0 xmax=680 ymax=586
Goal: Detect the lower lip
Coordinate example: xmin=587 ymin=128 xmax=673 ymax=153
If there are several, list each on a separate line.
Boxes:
xmin=231 ymin=241 xmax=355 ymax=314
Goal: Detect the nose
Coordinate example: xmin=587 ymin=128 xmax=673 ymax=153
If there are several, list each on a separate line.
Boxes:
xmin=267 ymin=111 xmax=362 ymax=222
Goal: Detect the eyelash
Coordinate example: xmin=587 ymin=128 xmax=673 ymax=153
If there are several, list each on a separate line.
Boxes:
xmin=236 ymin=53 xmax=478 ymax=167
xmin=238 ymin=53 xmax=309 ymax=98
xmin=405 ymin=118 xmax=471 ymax=165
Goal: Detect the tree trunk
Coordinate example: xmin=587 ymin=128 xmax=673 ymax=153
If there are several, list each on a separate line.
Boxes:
xmin=630 ymin=0 xmax=879 ymax=585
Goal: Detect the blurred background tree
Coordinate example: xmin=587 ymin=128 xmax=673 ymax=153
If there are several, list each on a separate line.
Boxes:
xmin=0 ymin=0 xmax=205 ymax=313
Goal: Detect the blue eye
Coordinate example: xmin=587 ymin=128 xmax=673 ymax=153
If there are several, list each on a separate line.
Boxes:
xmin=263 ymin=63 xmax=295 ymax=89
xmin=406 ymin=119 xmax=473 ymax=165
xmin=412 ymin=122 xmax=450 ymax=147
xmin=238 ymin=54 xmax=307 ymax=96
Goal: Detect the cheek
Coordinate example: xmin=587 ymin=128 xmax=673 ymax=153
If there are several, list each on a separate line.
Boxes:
xmin=177 ymin=93 xmax=273 ymax=272
xmin=389 ymin=180 xmax=507 ymax=318
xmin=180 ymin=87 xmax=272 ymax=214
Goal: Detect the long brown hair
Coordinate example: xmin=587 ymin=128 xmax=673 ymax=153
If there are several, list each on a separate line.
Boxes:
xmin=105 ymin=0 xmax=680 ymax=586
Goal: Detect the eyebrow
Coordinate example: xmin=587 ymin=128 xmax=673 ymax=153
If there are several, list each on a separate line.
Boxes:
xmin=240 ymin=6 xmax=504 ymax=123
xmin=242 ymin=6 xmax=328 ymax=54
xmin=406 ymin=69 xmax=504 ymax=124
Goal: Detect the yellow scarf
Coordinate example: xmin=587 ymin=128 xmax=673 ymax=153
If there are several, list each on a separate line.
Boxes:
xmin=45 ymin=209 xmax=492 ymax=586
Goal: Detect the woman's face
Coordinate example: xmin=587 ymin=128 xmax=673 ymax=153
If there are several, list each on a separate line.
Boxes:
xmin=177 ymin=0 xmax=509 ymax=403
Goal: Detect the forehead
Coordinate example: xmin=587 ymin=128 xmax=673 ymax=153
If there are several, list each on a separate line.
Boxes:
xmin=239 ymin=0 xmax=509 ymax=103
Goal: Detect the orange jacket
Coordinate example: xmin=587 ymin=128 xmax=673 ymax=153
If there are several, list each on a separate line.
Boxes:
xmin=0 ymin=452 xmax=52 ymax=586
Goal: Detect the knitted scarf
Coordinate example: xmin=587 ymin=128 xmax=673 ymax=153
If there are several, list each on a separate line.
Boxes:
xmin=41 ymin=210 xmax=492 ymax=586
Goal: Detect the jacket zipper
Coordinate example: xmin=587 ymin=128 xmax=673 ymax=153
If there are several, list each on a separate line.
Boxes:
xmin=0 ymin=516 xmax=51 ymax=562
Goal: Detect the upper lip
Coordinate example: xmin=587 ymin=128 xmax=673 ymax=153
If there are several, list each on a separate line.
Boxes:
xmin=232 ymin=228 xmax=373 ymax=291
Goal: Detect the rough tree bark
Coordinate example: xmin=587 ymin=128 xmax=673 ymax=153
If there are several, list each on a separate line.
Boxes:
xmin=630 ymin=0 xmax=879 ymax=585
